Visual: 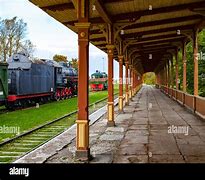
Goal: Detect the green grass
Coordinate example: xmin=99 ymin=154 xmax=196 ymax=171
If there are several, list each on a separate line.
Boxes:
xmin=0 ymin=106 xmax=6 ymax=110
xmin=0 ymin=87 xmax=119 ymax=143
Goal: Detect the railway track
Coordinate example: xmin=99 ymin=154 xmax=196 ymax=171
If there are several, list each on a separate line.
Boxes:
xmin=0 ymin=94 xmax=118 ymax=164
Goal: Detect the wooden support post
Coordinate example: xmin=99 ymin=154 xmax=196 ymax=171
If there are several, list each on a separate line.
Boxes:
xmin=182 ymin=40 xmax=187 ymax=92
xmin=167 ymin=61 xmax=169 ymax=88
xmin=132 ymin=68 xmax=135 ymax=97
xmin=125 ymin=62 xmax=129 ymax=105
xmin=118 ymin=55 xmax=124 ymax=112
xmin=165 ymin=65 xmax=167 ymax=87
xmin=134 ymin=71 xmax=136 ymax=94
xmin=132 ymin=67 xmax=135 ymax=97
xmin=106 ymin=44 xmax=115 ymax=126
xmin=171 ymin=58 xmax=174 ymax=88
xmin=167 ymin=60 xmax=170 ymax=88
xmin=158 ymin=73 xmax=161 ymax=87
xmin=175 ymin=49 xmax=179 ymax=90
xmin=75 ymin=0 xmax=90 ymax=161
xmin=159 ymin=73 xmax=162 ymax=87
xmin=129 ymin=65 xmax=133 ymax=100
xmin=193 ymin=29 xmax=199 ymax=96
xmin=134 ymin=72 xmax=137 ymax=94
xmin=136 ymin=72 xmax=137 ymax=93
xmin=157 ymin=73 xmax=160 ymax=87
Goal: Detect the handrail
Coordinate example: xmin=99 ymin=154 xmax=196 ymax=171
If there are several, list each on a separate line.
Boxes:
xmin=156 ymin=84 xmax=205 ymax=120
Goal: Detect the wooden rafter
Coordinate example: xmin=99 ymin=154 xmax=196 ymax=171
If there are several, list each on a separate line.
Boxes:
xmin=123 ymin=15 xmax=202 ymax=30
xmin=130 ymin=45 xmax=176 ymax=54
xmin=41 ymin=3 xmax=74 ymax=11
xmin=128 ymin=37 xmax=184 ymax=48
xmin=122 ymin=24 xmax=194 ymax=39
xmin=102 ymin=0 xmax=134 ymax=3
xmin=63 ymin=17 xmax=104 ymax=26
xmin=141 ymin=45 xmax=176 ymax=52
xmin=90 ymin=37 xmax=106 ymax=41
xmin=131 ymin=33 xmax=184 ymax=43
xmin=95 ymin=0 xmax=112 ymax=24
xmin=111 ymin=1 xmax=205 ymax=22
xmin=126 ymin=35 xmax=184 ymax=47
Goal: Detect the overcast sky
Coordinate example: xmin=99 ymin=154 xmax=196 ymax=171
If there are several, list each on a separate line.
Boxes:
xmin=0 ymin=0 xmax=122 ymax=77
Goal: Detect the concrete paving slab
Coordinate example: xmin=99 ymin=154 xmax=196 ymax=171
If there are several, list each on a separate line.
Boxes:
xmin=184 ymin=156 xmax=205 ymax=163
xmin=129 ymin=124 xmax=148 ymax=130
xmin=126 ymin=130 xmax=149 ymax=136
xmin=149 ymin=140 xmax=180 ymax=155
xmin=175 ymin=135 xmax=205 ymax=145
xmin=113 ymin=155 xmax=148 ymax=163
xmin=178 ymin=144 xmax=205 ymax=156
xmin=105 ymin=127 xmax=125 ymax=133
xmin=123 ymin=136 xmax=148 ymax=144
xmin=149 ymin=155 xmax=185 ymax=163
xmin=99 ymin=133 xmax=124 ymax=141
xmin=117 ymin=144 xmax=147 ymax=155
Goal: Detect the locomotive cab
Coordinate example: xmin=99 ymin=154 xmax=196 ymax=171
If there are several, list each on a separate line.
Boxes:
xmin=59 ymin=61 xmax=78 ymax=96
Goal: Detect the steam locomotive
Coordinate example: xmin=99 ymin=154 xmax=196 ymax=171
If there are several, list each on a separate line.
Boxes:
xmin=0 ymin=52 xmax=78 ymax=109
xmin=90 ymin=70 xmax=108 ymax=91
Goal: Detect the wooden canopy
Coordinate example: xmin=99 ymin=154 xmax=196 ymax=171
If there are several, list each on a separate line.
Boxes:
xmin=29 ymin=0 xmax=205 ymax=74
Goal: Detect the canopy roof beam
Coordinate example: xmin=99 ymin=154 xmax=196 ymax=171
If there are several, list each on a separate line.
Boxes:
xmin=95 ymin=0 xmax=112 ymax=24
xmin=41 ymin=3 xmax=75 ymax=11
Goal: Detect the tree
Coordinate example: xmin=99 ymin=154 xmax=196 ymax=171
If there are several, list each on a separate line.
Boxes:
xmin=177 ymin=29 xmax=205 ymax=97
xmin=53 ymin=54 xmax=67 ymax=62
xmin=21 ymin=40 xmax=35 ymax=58
xmin=143 ymin=72 xmax=156 ymax=85
xmin=70 ymin=58 xmax=78 ymax=70
xmin=0 ymin=17 xmax=35 ymax=62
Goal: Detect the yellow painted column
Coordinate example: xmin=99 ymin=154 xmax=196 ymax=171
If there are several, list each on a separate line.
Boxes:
xmin=107 ymin=45 xmax=115 ymax=126
xmin=75 ymin=0 xmax=91 ymax=161
xmin=118 ymin=55 xmax=124 ymax=112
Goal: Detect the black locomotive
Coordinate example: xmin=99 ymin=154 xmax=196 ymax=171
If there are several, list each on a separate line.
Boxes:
xmin=0 ymin=52 xmax=78 ymax=109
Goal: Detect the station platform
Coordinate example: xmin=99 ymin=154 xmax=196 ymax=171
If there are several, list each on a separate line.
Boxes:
xmin=15 ymin=85 xmax=205 ymax=163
